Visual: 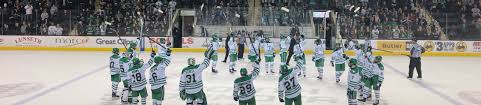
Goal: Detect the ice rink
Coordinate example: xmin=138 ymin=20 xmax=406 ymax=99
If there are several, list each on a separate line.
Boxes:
xmin=1 ymin=51 xmax=481 ymax=105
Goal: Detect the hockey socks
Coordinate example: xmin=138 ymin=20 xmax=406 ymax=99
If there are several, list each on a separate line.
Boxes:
xmin=335 ymin=71 xmax=343 ymax=83
xmin=317 ymin=67 xmax=323 ymax=79
xmin=111 ymin=82 xmax=119 ymax=97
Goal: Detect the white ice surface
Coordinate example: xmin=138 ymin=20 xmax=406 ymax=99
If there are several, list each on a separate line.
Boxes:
xmin=1 ymin=51 xmax=480 ymax=105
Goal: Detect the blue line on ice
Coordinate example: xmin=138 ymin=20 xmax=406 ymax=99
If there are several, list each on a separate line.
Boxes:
xmin=12 ymin=65 xmax=108 ymax=105
xmin=384 ymin=63 xmax=463 ymax=105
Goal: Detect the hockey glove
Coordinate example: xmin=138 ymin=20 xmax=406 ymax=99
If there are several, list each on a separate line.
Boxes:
xmin=166 ymin=48 xmax=172 ymax=56
xmin=279 ymin=98 xmax=285 ymax=102
xmin=151 ymin=51 xmax=156 ymax=57
xmin=331 ymin=61 xmax=334 ymax=67
xmin=343 ymin=54 xmax=349 ymax=59
xmin=179 ymin=90 xmax=186 ymax=100
xmin=234 ymin=97 xmax=239 ymax=101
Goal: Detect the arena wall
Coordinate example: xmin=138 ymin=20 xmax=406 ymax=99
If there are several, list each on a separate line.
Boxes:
xmin=1 ymin=35 xmax=480 ymax=56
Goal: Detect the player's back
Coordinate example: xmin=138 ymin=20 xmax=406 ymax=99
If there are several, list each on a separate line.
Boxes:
xmin=180 ymin=65 xmax=204 ymax=94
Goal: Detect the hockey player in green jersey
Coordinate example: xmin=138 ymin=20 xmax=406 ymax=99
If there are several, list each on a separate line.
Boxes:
xmin=128 ymin=52 xmax=155 ymax=105
xmin=347 ymin=59 xmax=362 ymax=105
xmin=149 ymin=51 xmax=171 ymax=105
xmin=278 ymin=64 xmax=303 ymax=105
xmin=179 ymin=49 xmax=214 ymax=105
xmin=263 ymin=38 xmax=275 ymax=73
xmin=331 ymin=45 xmax=349 ymax=83
xmin=279 ymin=34 xmax=289 ymax=65
xmin=312 ymin=39 xmax=325 ymax=79
xmin=120 ymin=49 xmax=134 ymax=103
xmin=209 ymin=34 xmax=221 ymax=73
xmin=110 ymin=48 xmax=121 ymax=97
xmin=233 ymin=58 xmax=261 ymax=105
xmin=359 ymin=56 xmax=384 ymax=105
xmin=228 ymin=34 xmax=238 ymax=73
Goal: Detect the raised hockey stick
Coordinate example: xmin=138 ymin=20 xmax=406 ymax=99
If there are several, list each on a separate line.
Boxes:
xmin=111 ymin=28 xmax=129 ymax=50
xmin=247 ymin=32 xmax=261 ymax=61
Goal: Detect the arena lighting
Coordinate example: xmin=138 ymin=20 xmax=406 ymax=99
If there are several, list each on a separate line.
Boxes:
xmin=345 ymin=5 xmax=360 ymax=13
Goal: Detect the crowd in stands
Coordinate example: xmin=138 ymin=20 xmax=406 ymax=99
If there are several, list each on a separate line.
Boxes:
xmin=427 ymin=0 xmax=481 ymax=40
xmin=338 ymin=0 xmax=442 ymax=40
xmin=0 ymin=0 xmax=175 ymax=36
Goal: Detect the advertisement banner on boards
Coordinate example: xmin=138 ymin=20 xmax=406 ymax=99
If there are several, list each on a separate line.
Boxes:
xmin=376 ymin=40 xmax=407 ymax=51
xmin=473 ymin=41 xmax=481 ymax=52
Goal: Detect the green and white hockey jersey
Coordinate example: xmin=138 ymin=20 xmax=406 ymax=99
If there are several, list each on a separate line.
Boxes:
xmin=313 ymin=44 xmax=325 ymax=61
xmin=361 ymin=62 xmax=376 ymax=78
xmin=280 ymin=38 xmax=289 ymax=53
xmin=120 ymin=57 xmax=132 ymax=81
xmin=110 ymin=54 xmax=121 ymax=75
xmin=375 ymin=63 xmax=385 ymax=82
xmin=348 ymin=67 xmax=362 ymax=90
xmin=228 ymin=38 xmax=237 ymax=54
xmin=293 ymin=44 xmax=304 ymax=61
xmin=233 ymin=63 xmax=260 ymax=101
xmin=149 ymin=56 xmax=171 ymax=90
xmin=263 ymin=42 xmax=275 ymax=58
xmin=128 ymin=58 xmax=154 ymax=91
xmin=179 ymin=58 xmax=210 ymax=94
xmin=331 ymin=49 xmax=347 ymax=64
xmin=278 ymin=65 xmax=302 ymax=99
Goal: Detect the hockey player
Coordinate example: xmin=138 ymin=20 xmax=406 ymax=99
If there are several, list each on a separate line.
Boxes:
xmin=179 ymin=49 xmax=214 ymax=105
xmin=312 ymin=39 xmax=325 ymax=79
xmin=347 ymin=59 xmax=362 ymax=105
xmin=293 ymin=40 xmax=306 ymax=77
xmin=233 ymin=58 xmax=261 ymax=105
xmin=209 ymin=34 xmax=221 ymax=73
xmin=128 ymin=52 xmax=156 ymax=105
xmin=263 ymin=38 xmax=275 ymax=73
xmin=279 ymin=34 xmax=289 ymax=65
xmin=359 ymin=56 xmax=384 ymax=105
xmin=110 ymin=48 xmax=122 ymax=97
xmin=331 ymin=45 xmax=349 ymax=83
xmin=299 ymin=35 xmax=307 ymax=67
xmin=228 ymin=34 xmax=238 ymax=73
xmin=278 ymin=64 xmax=302 ymax=105
xmin=120 ymin=49 xmax=134 ymax=103
xmin=248 ymin=36 xmax=260 ymax=65
xmin=149 ymin=51 xmax=171 ymax=105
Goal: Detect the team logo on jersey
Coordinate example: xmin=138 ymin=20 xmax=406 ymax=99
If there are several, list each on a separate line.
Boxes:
xmin=423 ymin=41 xmax=434 ymax=52
xmin=455 ymin=41 xmax=467 ymax=52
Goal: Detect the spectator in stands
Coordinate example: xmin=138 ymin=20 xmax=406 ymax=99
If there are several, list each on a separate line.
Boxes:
xmin=56 ymin=24 xmax=63 ymax=35
xmin=372 ymin=27 xmax=380 ymax=39
xmin=472 ymin=5 xmax=480 ymax=18
xmin=40 ymin=24 xmax=47 ymax=35
xmin=50 ymin=4 xmax=57 ymax=16
xmin=20 ymin=22 xmax=27 ymax=35
xmin=41 ymin=9 xmax=49 ymax=24
xmin=48 ymin=23 xmax=56 ymax=35
xmin=24 ymin=3 xmax=33 ymax=22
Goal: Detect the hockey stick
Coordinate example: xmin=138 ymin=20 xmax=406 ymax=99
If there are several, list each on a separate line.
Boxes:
xmin=111 ymin=28 xmax=129 ymax=50
xmin=247 ymin=32 xmax=261 ymax=61
xmin=372 ymin=48 xmax=410 ymax=56
xmin=144 ymin=35 xmax=168 ymax=49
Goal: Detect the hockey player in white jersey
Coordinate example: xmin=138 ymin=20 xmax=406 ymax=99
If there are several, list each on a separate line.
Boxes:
xmin=358 ymin=56 xmax=384 ymax=105
xmin=347 ymin=59 xmax=362 ymax=105
xmin=179 ymin=49 xmax=214 ymax=105
xmin=109 ymin=48 xmax=121 ymax=97
xmin=128 ymin=51 xmax=155 ymax=105
xmin=331 ymin=45 xmax=349 ymax=83
xmin=149 ymin=51 xmax=171 ymax=105
xmin=233 ymin=58 xmax=261 ymax=105
xmin=278 ymin=64 xmax=303 ymax=105
xmin=293 ymin=40 xmax=306 ymax=77
xmin=209 ymin=34 xmax=221 ymax=73
xmin=312 ymin=39 xmax=325 ymax=79
xmin=263 ymin=38 xmax=275 ymax=73
xmin=248 ymin=36 xmax=260 ymax=65
xmin=279 ymin=34 xmax=289 ymax=65
xmin=120 ymin=49 xmax=134 ymax=103
xmin=228 ymin=35 xmax=238 ymax=73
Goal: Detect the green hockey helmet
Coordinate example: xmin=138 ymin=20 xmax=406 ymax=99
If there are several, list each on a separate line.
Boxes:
xmin=112 ymin=48 xmax=119 ymax=54
xmin=129 ymin=42 xmax=137 ymax=48
xmin=187 ymin=57 xmax=195 ymax=66
xmin=348 ymin=59 xmax=358 ymax=68
xmin=154 ymin=56 xmax=162 ymax=63
xmin=240 ymin=68 xmax=247 ymax=76
xmin=374 ymin=56 xmax=383 ymax=63
xmin=211 ymin=34 xmax=219 ymax=41
xmin=132 ymin=58 xmax=141 ymax=66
